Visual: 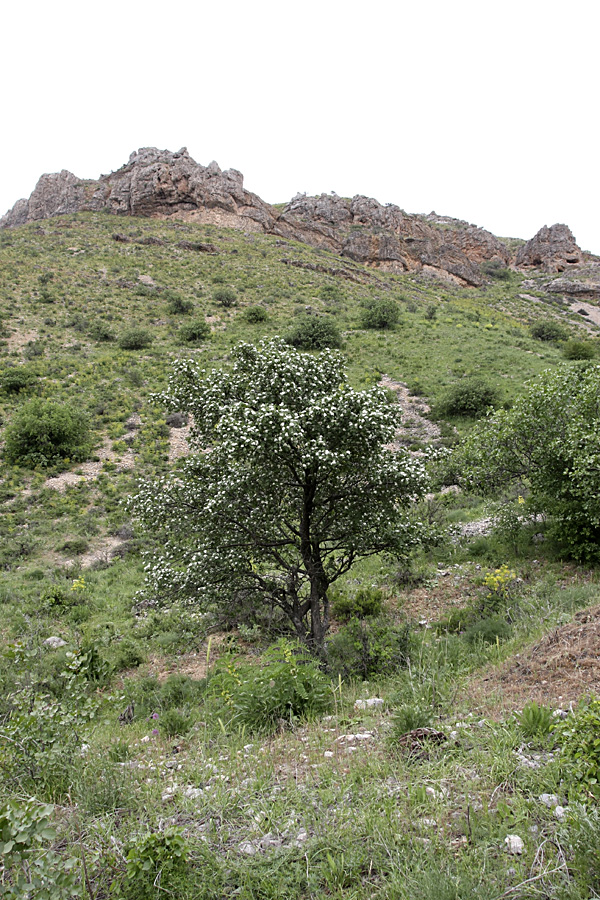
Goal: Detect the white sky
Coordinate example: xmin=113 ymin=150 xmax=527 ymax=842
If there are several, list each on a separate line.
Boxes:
xmin=3 ymin=0 xmax=599 ymax=253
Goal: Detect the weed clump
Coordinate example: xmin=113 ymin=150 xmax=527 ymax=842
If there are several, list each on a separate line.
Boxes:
xmin=530 ymin=320 xmax=568 ymax=342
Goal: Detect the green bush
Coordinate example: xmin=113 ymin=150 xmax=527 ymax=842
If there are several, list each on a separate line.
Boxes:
xmin=4 ymin=399 xmax=92 ymax=468
xmin=458 ymin=364 xmax=600 ymax=561
xmin=553 ymin=694 xmax=600 ymax=798
xmin=482 ymin=260 xmax=512 ymax=281
xmin=563 ymin=339 xmax=596 ymax=360
xmin=530 ymin=320 xmax=568 ymax=342
xmin=177 ymin=320 xmax=211 ymax=344
xmin=286 ymin=315 xmax=342 ymax=350
xmin=167 ymin=294 xmax=194 ymax=315
xmin=244 ymin=305 xmax=269 ymax=323
xmin=88 ymin=322 xmax=115 ymax=342
xmin=360 ymin=299 xmax=400 ymax=330
xmin=437 ymin=377 xmax=501 ymax=418
xmin=123 ymin=829 xmax=188 ymax=900
xmin=210 ymin=639 xmax=331 ymax=732
xmin=213 ymin=286 xmax=237 ymax=307
xmin=327 ymin=617 xmax=411 ymax=680
xmin=118 ymin=328 xmax=153 ymax=350
xmin=0 ymin=366 xmax=36 ymax=394
xmin=331 ymin=587 xmax=384 ymax=622
xmin=389 ymin=702 xmax=433 ymax=739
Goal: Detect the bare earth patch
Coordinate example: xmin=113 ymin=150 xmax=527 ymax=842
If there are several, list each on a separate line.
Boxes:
xmin=168 ymin=424 xmax=191 ymax=464
xmin=569 ymin=300 xmax=600 ymax=328
xmin=380 ymin=376 xmax=441 ymax=447
xmin=469 ymin=603 xmax=600 ymax=711
xmin=43 ymin=437 xmax=135 ymax=492
xmin=7 ymin=329 xmax=39 ymax=352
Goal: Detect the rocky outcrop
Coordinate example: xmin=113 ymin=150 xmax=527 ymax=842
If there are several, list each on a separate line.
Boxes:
xmin=0 ymin=148 xmax=275 ymax=233
xmin=273 ymin=194 xmax=510 ymax=286
xmin=1 ymin=148 xmax=589 ymax=286
xmin=515 ymin=224 xmax=584 ymax=272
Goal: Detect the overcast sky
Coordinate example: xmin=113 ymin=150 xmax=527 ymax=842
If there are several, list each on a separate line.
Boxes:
xmin=3 ymin=0 xmax=598 ymax=253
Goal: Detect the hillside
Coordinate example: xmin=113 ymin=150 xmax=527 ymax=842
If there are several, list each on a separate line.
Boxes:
xmin=1 ymin=154 xmax=600 ymax=899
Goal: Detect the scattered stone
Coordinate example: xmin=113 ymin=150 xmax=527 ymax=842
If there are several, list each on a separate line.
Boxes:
xmin=539 ymin=793 xmax=560 ymax=808
xmin=43 ymin=636 xmax=67 ymax=649
xmin=354 ymin=698 xmax=384 ymax=710
xmin=504 ymin=835 xmax=525 ymax=855
xmin=554 ymin=806 xmax=567 ymax=820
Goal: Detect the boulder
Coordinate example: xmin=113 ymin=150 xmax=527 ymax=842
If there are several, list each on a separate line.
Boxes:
xmin=516 ymin=224 xmax=584 ymax=272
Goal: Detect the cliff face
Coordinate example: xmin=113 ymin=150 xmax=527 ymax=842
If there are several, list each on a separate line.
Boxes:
xmin=273 ymin=194 xmax=510 ymax=286
xmin=0 ymin=148 xmax=276 ymax=233
xmin=0 ymin=148 xmax=587 ymax=286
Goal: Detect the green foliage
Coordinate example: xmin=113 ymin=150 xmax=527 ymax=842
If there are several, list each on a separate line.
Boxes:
xmin=158 ymin=707 xmax=194 ymax=738
xmin=166 ymin=294 xmax=194 ymax=315
xmin=286 ymin=315 xmax=342 ymax=350
xmin=561 ymin=805 xmax=600 ymax=893
xmin=0 ymin=366 xmax=36 ymax=394
xmin=244 ymin=304 xmax=269 ymax=323
xmin=515 ymin=700 xmax=553 ymax=740
xmin=458 ymin=364 xmax=600 ymax=560
xmin=330 ymin=587 xmax=384 ymax=622
xmin=326 ymin=617 xmax=411 ymax=680
xmin=463 ymin=615 xmax=512 ymax=645
xmin=88 ymin=322 xmax=115 ymax=342
xmin=482 ymin=259 xmax=512 ymax=281
xmin=3 ymin=399 xmax=91 ymax=468
xmin=210 ymin=639 xmax=331 ymax=733
xmin=553 ymin=695 xmax=600 ymax=798
xmin=118 ymin=328 xmax=153 ymax=350
xmin=360 ymin=298 xmax=400 ymax=330
xmin=530 ymin=320 xmax=567 ymax=342
xmin=389 ymin=702 xmax=433 ymax=739
xmin=133 ymin=339 xmax=428 ymax=651
xmin=213 ymin=286 xmax=237 ymax=307
xmin=563 ymin=339 xmax=596 ymax=360
xmin=122 ymin=829 xmax=188 ymax=900
xmin=177 ymin=319 xmax=211 ymax=344
xmin=0 ymin=798 xmax=80 ymax=899
xmin=437 ymin=377 xmax=501 ymax=418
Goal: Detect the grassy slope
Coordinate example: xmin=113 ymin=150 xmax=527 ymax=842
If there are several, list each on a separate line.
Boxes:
xmin=1 ymin=213 xmax=599 ymax=899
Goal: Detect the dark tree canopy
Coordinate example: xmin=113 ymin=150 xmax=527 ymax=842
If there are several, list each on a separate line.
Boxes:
xmin=133 ymin=339 xmax=428 ymax=652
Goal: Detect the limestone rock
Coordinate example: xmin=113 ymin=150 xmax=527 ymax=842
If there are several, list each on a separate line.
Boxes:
xmin=43 ymin=636 xmax=67 ymax=649
xmin=1 ymin=147 xmax=275 ymax=233
xmin=274 ymin=193 xmax=510 ymax=286
xmin=516 ymin=224 xmax=584 ymax=272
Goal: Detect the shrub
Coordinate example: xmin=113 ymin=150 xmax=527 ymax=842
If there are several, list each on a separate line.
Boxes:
xmin=124 ymin=829 xmax=188 ymax=900
xmin=0 ymin=366 xmax=36 ymax=394
xmin=457 ymin=364 xmax=600 ymax=561
xmin=177 ymin=320 xmax=210 ymax=344
xmin=244 ymin=305 xmax=269 ymax=323
xmin=563 ymin=339 xmax=596 ymax=360
xmin=88 ymin=322 xmax=115 ymax=342
xmin=118 ymin=328 xmax=153 ymax=350
xmin=213 ymin=286 xmax=237 ymax=307
xmin=553 ymin=694 xmax=600 ymax=798
xmin=437 ymin=377 xmax=501 ymax=418
xmin=326 ymin=617 xmax=411 ymax=680
xmin=360 ymin=299 xmax=400 ymax=330
xmin=4 ymin=399 xmax=91 ymax=468
xmin=482 ymin=259 xmax=512 ymax=281
xmin=530 ymin=320 xmax=568 ymax=342
xmin=210 ymin=639 xmax=331 ymax=732
xmin=331 ymin=587 xmax=384 ymax=622
xmin=389 ymin=702 xmax=433 ymax=739
xmin=0 ymin=798 xmax=80 ymax=899
xmin=286 ymin=315 xmax=342 ymax=350
xmin=167 ymin=294 xmax=194 ymax=315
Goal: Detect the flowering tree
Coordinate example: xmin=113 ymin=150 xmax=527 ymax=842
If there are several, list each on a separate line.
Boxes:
xmin=133 ymin=339 xmax=428 ymax=653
